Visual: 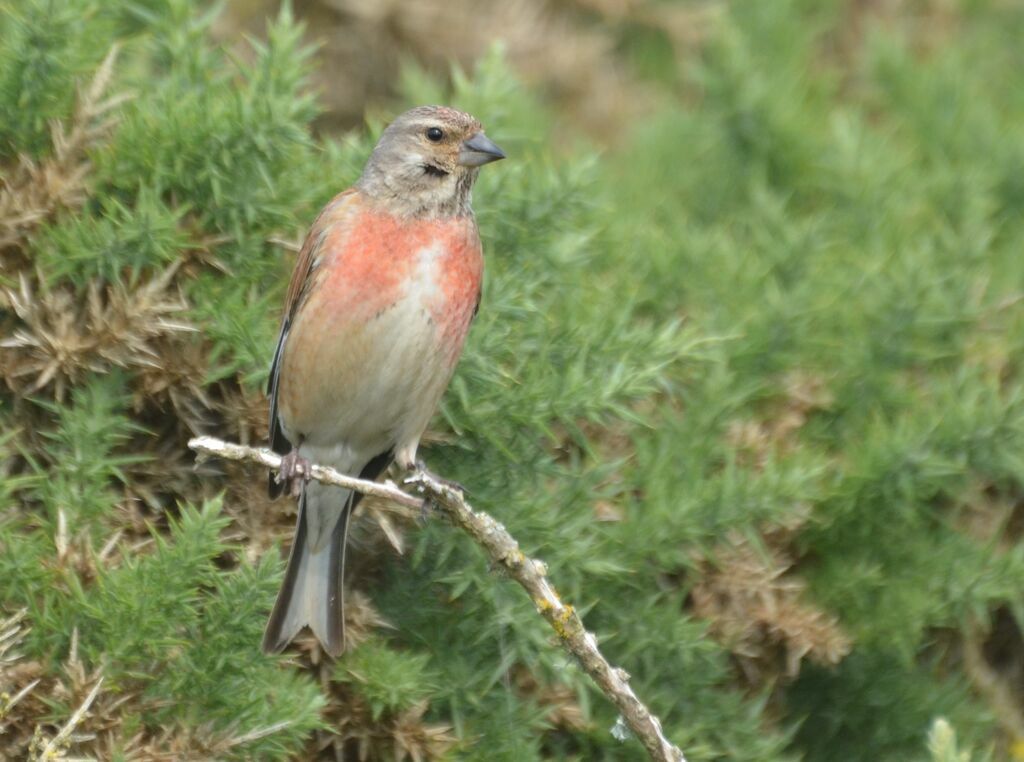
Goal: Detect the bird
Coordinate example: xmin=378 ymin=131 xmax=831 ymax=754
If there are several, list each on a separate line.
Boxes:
xmin=261 ymin=105 xmax=505 ymax=657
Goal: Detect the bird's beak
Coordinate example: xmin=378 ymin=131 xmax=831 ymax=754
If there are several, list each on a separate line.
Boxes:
xmin=459 ymin=132 xmax=506 ymax=167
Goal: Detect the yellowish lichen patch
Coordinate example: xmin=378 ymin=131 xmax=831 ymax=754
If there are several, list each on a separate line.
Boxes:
xmin=502 ymin=548 xmax=526 ymax=566
xmin=549 ymin=604 xmax=576 ymax=640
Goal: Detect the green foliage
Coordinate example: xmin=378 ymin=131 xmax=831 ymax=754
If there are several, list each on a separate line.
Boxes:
xmin=3 ymin=0 xmax=1024 ymax=759
xmin=76 ymin=500 xmax=228 ymax=671
xmin=94 ymin=0 xmax=318 ymax=242
xmin=36 ymin=190 xmax=190 ymax=285
xmin=30 ymin=375 xmax=142 ymax=537
xmin=0 ymin=0 xmax=109 ymax=158
xmin=334 ymin=638 xmax=436 ymax=720
xmin=788 ymin=650 xmax=990 ymax=762
xmin=154 ymin=549 xmax=326 ymax=759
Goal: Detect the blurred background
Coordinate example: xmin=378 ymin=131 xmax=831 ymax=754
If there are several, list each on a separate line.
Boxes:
xmin=2 ymin=0 xmax=1024 ymax=760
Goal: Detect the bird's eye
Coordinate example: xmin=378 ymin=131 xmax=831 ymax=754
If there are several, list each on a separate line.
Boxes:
xmin=426 ymin=127 xmax=444 ymax=142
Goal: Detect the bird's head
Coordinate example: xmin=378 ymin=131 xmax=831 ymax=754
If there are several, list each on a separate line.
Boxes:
xmin=357 ymin=105 xmax=505 ymax=219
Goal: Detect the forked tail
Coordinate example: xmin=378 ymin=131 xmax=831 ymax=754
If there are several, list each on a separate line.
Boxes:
xmin=261 ymin=484 xmax=353 ymax=657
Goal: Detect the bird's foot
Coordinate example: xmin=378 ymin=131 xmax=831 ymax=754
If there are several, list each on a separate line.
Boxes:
xmin=401 ymin=460 xmax=466 ymax=524
xmin=278 ymin=450 xmax=312 ymax=497
xmin=411 ymin=459 xmax=467 ymax=497
xmin=417 ymin=499 xmax=434 ymax=527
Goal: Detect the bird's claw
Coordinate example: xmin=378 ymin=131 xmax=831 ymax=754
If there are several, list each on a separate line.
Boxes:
xmin=412 ymin=459 xmax=467 ymax=497
xmin=417 ymin=499 xmax=435 ymax=527
xmin=278 ymin=450 xmax=312 ymax=497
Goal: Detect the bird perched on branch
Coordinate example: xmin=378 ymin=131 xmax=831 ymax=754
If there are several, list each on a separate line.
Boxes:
xmin=262 ymin=106 xmax=505 ymax=657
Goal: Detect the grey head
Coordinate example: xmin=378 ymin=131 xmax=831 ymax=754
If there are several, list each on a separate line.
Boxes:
xmin=357 ymin=105 xmax=505 ymax=219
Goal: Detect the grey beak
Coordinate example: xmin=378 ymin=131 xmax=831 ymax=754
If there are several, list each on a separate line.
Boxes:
xmin=459 ymin=132 xmax=506 ymax=167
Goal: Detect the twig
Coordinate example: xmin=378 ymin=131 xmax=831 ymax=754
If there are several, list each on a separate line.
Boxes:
xmin=188 ymin=436 xmax=423 ymax=510
xmin=188 ymin=435 xmax=687 ymax=762
xmin=219 ymin=720 xmax=295 ymax=750
xmin=34 ymin=677 xmax=104 ymax=760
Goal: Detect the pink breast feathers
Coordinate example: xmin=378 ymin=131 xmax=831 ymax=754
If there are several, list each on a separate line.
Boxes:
xmin=323 ymin=209 xmax=483 ymax=348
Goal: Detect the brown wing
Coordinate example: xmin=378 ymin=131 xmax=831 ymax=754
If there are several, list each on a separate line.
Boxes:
xmin=267 ymin=188 xmax=359 ymax=498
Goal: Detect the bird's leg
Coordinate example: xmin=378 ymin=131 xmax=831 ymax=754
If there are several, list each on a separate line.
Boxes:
xmin=399 ymin=457 xmax=467 ymax=523
xmin=416 ymin=498 xmax=434 ymax=527
xmin=278 ymin=446 xmax=312 ymax=498
xmin=413 ymin=459 xmax=468 ymax=496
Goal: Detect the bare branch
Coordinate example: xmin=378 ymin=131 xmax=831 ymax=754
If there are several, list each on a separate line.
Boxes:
xmin=187 ymin=435 xmax=687 ymax=762
xmin=188 ymin=436 xmax=423 ymax=509
xmin=34 ymin=677 xmax=104 ymax=760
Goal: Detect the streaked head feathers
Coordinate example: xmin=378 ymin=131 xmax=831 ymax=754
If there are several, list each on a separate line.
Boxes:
xmin=358 ymin=105 xmax=505 ymax=219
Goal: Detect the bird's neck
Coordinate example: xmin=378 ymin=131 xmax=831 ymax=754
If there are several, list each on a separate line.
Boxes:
xmin=357 ymin=163 xmax=478 ymax=220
